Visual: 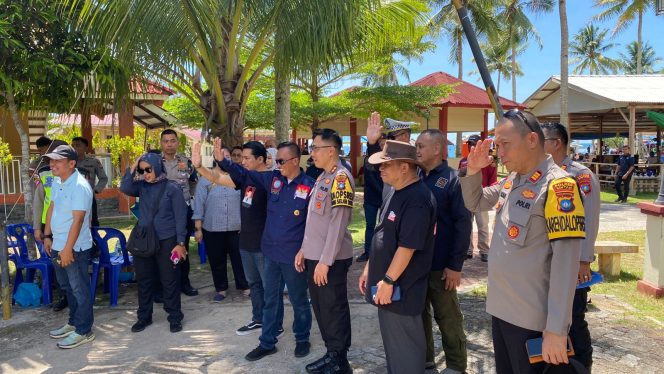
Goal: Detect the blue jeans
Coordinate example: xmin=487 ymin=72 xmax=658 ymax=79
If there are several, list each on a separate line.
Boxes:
xmin=53 ymin=248 xmax=93 ymax=335
xmin=364 ymin=203 xmax=380 ymax=253
xmin=240 ymin=249 xmax=284 ymax=326
xmin=259 ymin=256 xmax=311 ymax=349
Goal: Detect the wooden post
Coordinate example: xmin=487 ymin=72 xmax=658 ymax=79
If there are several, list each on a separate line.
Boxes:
xmin=629 ymin=105 xmax=637 ymax=196
xmin=439 ymin=105 xmax=449 ymax=159
xmin=599 ymin=116 xmax=604 ymax=157
xmin=1 ymin=222 xmax=11 ymax=319
xmin=349 ymin=118 xmax=360 ymax=177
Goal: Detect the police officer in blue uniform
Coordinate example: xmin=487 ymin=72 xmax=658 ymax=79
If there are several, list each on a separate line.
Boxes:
xmin=209 ymin=138 xmax=315 ymax=362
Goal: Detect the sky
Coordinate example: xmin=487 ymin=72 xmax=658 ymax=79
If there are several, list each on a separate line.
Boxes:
xmin=333 ymin=0 xmax=664 ymax=116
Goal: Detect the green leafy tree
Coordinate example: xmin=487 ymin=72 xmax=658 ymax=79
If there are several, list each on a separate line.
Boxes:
xmin=65 ymin=0 xmax=426 ymax=146
xmin=570 ymin=24 xmax=621 ymax=74
xmin=0 ymin=0 xmax=118 ymax=222
xmin=470 ymin=42 xmax=524 ymax=97
xmin=0 ymin=137 xmax=12 ymax=165
xmin=594 ymin=0 xmax=657 ymax=75
xmin=619 ymin=41 xmax=662 ymax=74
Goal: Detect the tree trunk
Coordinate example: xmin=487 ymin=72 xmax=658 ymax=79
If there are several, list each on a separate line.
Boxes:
xmin=311 ymin=88 xmax=320 ymax=131
xmin=455 ymin=132 xmax=462 ymax=157
xmin=511 ymin=44 xmax=517 ymax=102
xmin=559 ymin=0 xmax=570 ymax=128
xmin=274 ymin=62 xmax=291 ymax=143
xmin=636 ymin=9 xmax=643 ymax=75
xmin=457 ymin=31 xmax=463 ymax=79
xmin=4 ymin=90 xmax=33 ymax=227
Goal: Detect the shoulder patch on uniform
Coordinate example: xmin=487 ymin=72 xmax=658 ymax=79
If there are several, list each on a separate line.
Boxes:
xmin=576 ymin=173 xmax=592 ymax=194
xmin=544 ymin=177 xmax=586 ymax=241
xmin=330 ymin=171 xmax=354 ymax=208
xmin=528 ymin=170 xmax=543 ymax=184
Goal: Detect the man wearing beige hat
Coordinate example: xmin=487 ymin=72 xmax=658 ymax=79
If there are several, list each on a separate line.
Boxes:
xmin=358 ymin=140 xmax=437 ymax=374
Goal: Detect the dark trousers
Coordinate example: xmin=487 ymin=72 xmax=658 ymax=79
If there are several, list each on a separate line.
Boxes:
xmin=53 ymin=248 xmax=93 ymax=335
xmin=422 ymin=270 xmax=467 ymax=371
xmin=91 ymin=195 xmax=100 ymax=227
xmin=363 ymin=203 xmax=380 ymax=254
xmin=181 ymin=207 xmax=194 ymax=288
xmin=306 ymin=258 xmax=352 ymax=354
xmin=614 ymin=175 xmax=631 ymax=200
xmin=202 ymin=229 xmax=248 ymax=291
xmin=378 ymin=308 xmax=426 ymax=374
xmin=569 ymin=287 xmax=592 ymax=370
xmin=134 ymin=236 xmax=183 ymax=324
xmin=492 ymin=317 xmax=546 ymax=374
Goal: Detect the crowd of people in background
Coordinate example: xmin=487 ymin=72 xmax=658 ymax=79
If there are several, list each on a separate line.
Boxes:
xmin=29 ymin=107 xmax=610 ymax=373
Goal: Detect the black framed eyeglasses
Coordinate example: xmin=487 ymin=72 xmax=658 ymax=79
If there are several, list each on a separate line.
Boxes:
xmin=504 ymin=109 xmax=538 ymax=134
xmin=137 ymin=167 xmax=153 ymax=174
xmin=275 ymin=157 xmax=297 ymax=166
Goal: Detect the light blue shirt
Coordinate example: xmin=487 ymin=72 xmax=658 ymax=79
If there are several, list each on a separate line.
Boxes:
xmin=192 ymin=177 xmax=241 ymax=232
xmin=51 ymin=169 xmax=93 ymax=252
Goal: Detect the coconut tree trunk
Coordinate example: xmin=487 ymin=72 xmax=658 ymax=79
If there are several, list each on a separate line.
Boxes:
xmin=274 ymin=62 xmax=291 ymax=143
xmin=636 ymin=9 xmax=643 ymax=75
xmin=311 ymin=87 xmax=320 ymax=131
xmin=511 ymin=44 xmax=517 ymax=102
xmin=559 ymin=0 xmax=570 ymax=128
xmin=3 ymin=90 xmax=33 ymax=227
xmin=457 ymin=31 xmax=463 ymax=79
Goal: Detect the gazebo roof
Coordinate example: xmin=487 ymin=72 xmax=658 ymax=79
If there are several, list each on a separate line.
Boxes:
xmin=409 ymin=72 xmax=524 ymax=110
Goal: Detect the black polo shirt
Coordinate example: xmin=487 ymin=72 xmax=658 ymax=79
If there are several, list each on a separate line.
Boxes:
xmin=366 ymin=179 xmax=436 ymax=316
xmin=421 ymin=161 xmax=472 ymax=272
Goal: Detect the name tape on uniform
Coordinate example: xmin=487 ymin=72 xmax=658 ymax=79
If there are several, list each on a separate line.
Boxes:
xmin=544 ymin=177 xmax=586 ymax=240
xmin=330 ymin=172 xmax=354 ymax=208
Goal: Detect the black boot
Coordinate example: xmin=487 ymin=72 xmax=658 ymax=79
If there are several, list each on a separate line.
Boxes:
xmin=323 ymin=352 xmax=351 ymax=374
xmin=306 ymin=353 xmax=332 ymax=373
xmin=52 ymin=297 xmax=68 ymax=312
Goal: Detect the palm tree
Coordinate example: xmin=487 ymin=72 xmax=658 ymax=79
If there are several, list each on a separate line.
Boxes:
xmin=570 ymin=24 xmax=622 ymax=74
xmin=594 ymin=0 xmax=656 ymax=75
xmin=470 ymin=42 xmax=524 ymax=98
xmin=559 ymin=0 xmax=570 ymax=128
xmin=62 ymin=0 xmax=425 ymax=145
xmin=429 ymin=0 xmax=498 ymax=79
xmin=496 ymin=0 xmax=555 ymax=101
xmin=620 ymin=41 xmax=663 ymax=73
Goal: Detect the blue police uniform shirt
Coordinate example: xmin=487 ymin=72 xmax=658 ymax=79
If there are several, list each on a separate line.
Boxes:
xmin=219 ymin=158 xmax=315 ymax=264
xmin=421 ymin=161 xmax=472 ymax=272
xmin=50 ymin=169 xmax=93 ymax=252
xmin=616 ymin=154 xmax=635 ymax=176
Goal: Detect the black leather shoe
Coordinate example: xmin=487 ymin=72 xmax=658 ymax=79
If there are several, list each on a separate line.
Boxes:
xmin=245 ymin=345 xmax=277 ymax=361
xmin=131 ymin=319 xmax=152 ymax=333
xmin=181 ymin=285 xmax=199 ymax=296
xmin=294 ymin=341 xmax=311 ymax=358
xmin=306 ymin=353 xmax=332 ymax=373
xmin=170 ymin=322 xmax=182 ymax=333
xmin=52 ymin=297 xmax=68 ymax=312
xmin=322 ymin=353 xmax=352 ymax=374
xmin=466 ymin=253 xmax=473 ymax=260
xmin=355 ymin=252 xmax=369 ymax=263
xmin=480 ymin=253 xmax=489 ymax=262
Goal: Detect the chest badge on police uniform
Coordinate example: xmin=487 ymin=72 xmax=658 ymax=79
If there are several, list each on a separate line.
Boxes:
xmin=507 ymin=225 xmax=520 ymax=239
xmin=503 ymin=180 xmax=513 ymax=190
xmin=521 ymin=189 xmax=536 ymax=199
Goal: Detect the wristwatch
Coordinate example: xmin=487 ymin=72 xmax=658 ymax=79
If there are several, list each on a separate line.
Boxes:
xmin=382 ymin=275 xmax=395 ymax=285
xmin=177 ymin=242 xmax=186 ymax=248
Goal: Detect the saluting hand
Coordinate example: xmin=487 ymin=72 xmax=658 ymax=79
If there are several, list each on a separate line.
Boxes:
xmin=213 ymin=137 xmax=224 ymax=162
xmin=366 ymin=111 xmax=383 ymax=145
xmin=192 ymin=143 xmax=202 ymax=168
xmin=294 ymin=250 xmax=305 ymax=272
xmin=466 ymin=139 xmax=493 ymax=176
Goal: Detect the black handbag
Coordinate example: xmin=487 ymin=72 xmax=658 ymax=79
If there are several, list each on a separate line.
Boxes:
xmin=127 ymin=182 xmax=167 ymax=258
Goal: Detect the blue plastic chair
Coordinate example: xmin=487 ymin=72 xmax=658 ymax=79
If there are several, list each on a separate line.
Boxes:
xmin=90 ymin=227 xmax=132 ymax=307
xmin=189 ymin=231 xmax=207 ymax=264
xmin=6 ymin=223 xmax=54 ymax=305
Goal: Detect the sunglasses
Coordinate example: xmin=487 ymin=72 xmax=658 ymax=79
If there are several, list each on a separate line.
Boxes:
xmin=275 ymin=157 xmax=297 ymax=166
xmin=137 ymin=167 xmax=153 ymax=174
xmin=503 ymin=109 xmax=538 ymax=133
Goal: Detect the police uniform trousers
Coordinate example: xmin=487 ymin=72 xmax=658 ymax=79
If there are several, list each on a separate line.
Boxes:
xmin=569 ymin=287 xmax=592 ymax=370
xmin=378 ymin=308 xmax=426 ymax=374
xmin=422 ymin=270 xmax=467 ymax=371
xmin=492 ymin=317 xmax=547 ymax=374
xmin=306 ymin=258 xmax=352 ymax=354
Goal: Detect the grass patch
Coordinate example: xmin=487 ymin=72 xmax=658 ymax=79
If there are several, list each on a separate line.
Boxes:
xmin=468 ymin=284 xmax=487 ymax=298
xmin=350 ymin=203 xmax=366 ymax=247
xmin=591 ymin=230 xmax=664 ymax=327
xmin=599 ymin=190 xmax=659 ymax=205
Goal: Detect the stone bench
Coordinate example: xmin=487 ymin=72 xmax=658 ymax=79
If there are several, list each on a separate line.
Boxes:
xmin=594 ymin=241 xmax=639 ymax=276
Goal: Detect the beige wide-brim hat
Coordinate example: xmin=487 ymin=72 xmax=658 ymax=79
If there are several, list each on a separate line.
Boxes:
xmin=368 ymin=140 xmax=423 ymax=168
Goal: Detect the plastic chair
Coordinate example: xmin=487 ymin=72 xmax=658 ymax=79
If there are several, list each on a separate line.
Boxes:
xmin=189 ymin=231 xmax=207 ymax=264
xmin=90 ymin=227 xmax=132 ymax=307
xmin=6 ymin=223 xmax=54 ymax=305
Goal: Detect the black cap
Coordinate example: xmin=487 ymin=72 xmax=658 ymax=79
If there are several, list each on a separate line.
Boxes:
xmin=467 ymin=134 xmax=481 ymax=145
xmin=43 ymin=145 xmax=78 ymax=161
